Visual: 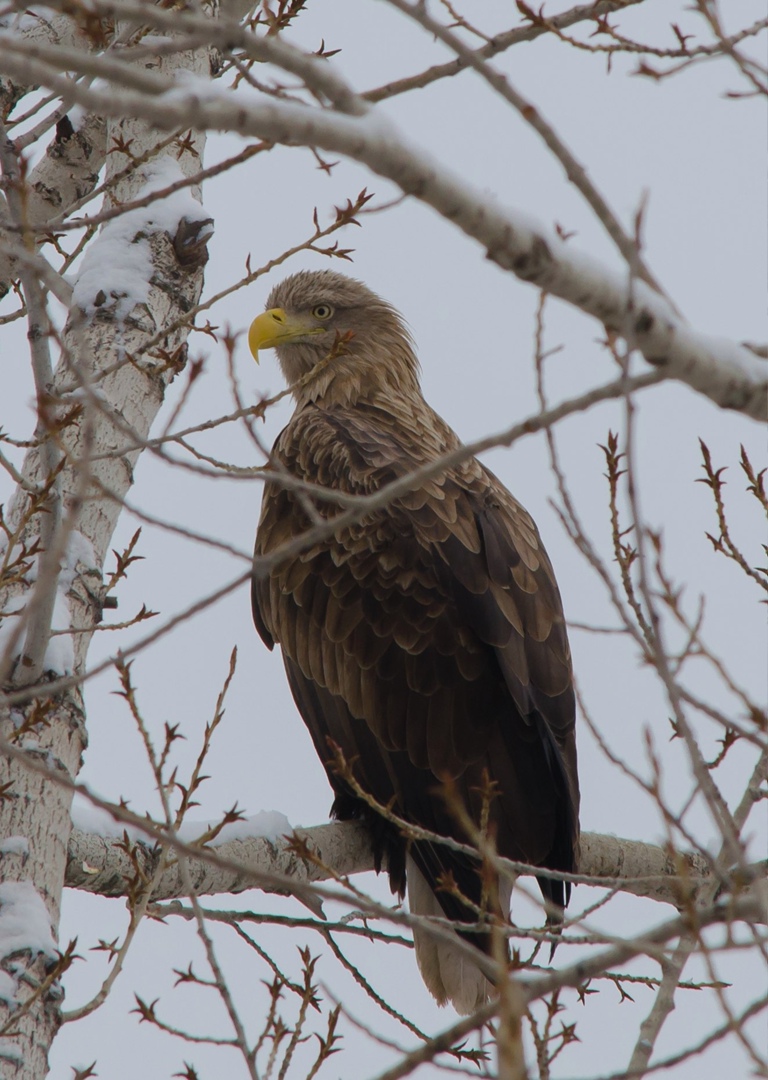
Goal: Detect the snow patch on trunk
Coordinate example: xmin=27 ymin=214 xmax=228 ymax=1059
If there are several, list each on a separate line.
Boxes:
xmin=0 ymin=882 xmax=57 ymax=963
xmin=72 ymin=157 xmax=212 ymax=320
xmin=0 ymin=882 xmax=57 ymax=1010
xmin=0 ymin=838 xmax=29 ymax=857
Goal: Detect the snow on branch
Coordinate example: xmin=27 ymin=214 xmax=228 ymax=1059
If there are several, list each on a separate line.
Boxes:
xmin=66 ymin=817 xmax=742 ymax=911
xmin=0 ymin=36 xmax=764 ymax=419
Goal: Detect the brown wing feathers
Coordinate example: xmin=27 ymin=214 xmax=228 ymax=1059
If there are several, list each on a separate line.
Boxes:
xmin=250 ymin=272 xmax=579 ymax=1002
xmin=254 ymin=407 xmax=577 ymax=874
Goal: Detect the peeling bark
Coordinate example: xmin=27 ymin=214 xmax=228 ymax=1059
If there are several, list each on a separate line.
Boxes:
xmin=0 ymin=112 xmax=107 ymax=300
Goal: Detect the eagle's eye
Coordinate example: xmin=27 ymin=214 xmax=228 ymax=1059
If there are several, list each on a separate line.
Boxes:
xmin=312 ymin=304 xmax=334 ymax=321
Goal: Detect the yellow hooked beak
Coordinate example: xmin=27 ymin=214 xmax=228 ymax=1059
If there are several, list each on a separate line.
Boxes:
xmin=248 ymin=308 xmax=325 ymax=361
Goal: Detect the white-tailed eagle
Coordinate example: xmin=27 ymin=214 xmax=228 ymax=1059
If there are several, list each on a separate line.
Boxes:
xmin=249 ymin=270 xmax=579 ymax=1014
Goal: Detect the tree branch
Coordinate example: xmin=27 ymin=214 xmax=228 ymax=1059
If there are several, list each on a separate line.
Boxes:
xmin=363 ymin=0 xmax=647 ymax=103
xmin=65 ymin=818 xmax=762 ymax=912
xmin=1 ymin=44 xmax=763 ymax=419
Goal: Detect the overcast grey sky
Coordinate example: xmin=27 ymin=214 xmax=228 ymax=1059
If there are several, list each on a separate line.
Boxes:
xmin=1 ymin=1 xmax=765 ymax=1077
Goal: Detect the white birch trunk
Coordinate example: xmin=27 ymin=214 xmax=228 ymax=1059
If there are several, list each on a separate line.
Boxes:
xmin=0 ymin=25 xmax=211 ymax=1078
xmin=0 ymin=112 xmax=106 ymax=300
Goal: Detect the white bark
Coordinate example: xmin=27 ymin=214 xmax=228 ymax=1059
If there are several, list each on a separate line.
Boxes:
xmin=0 ymin=28 xmax=211 ymax=1080
xmin=0 ymin=10 xmax=90 ymax=117
xmin=0 ymin=112 xmax=106 ymax=299
xmin=66 ymin=821 xmax=377 ymax=902
xmin=64 ymin=819 xmax=728 ymax=910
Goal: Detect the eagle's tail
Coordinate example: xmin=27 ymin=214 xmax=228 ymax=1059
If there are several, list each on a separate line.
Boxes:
xmin=406 ymin=856 xmax=513 ymax=1015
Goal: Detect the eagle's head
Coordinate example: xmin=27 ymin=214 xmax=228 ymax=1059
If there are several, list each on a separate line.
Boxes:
xmin=249 ymin=269 xmax=420 ymax=405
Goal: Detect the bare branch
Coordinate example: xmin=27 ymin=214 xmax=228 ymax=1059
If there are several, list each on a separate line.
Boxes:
xmin=1 ymin=51 xmax=761 ymax=418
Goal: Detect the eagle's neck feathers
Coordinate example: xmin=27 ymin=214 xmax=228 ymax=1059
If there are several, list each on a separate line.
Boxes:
xmin=280 ymin=332 xmax=422 ymax=412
